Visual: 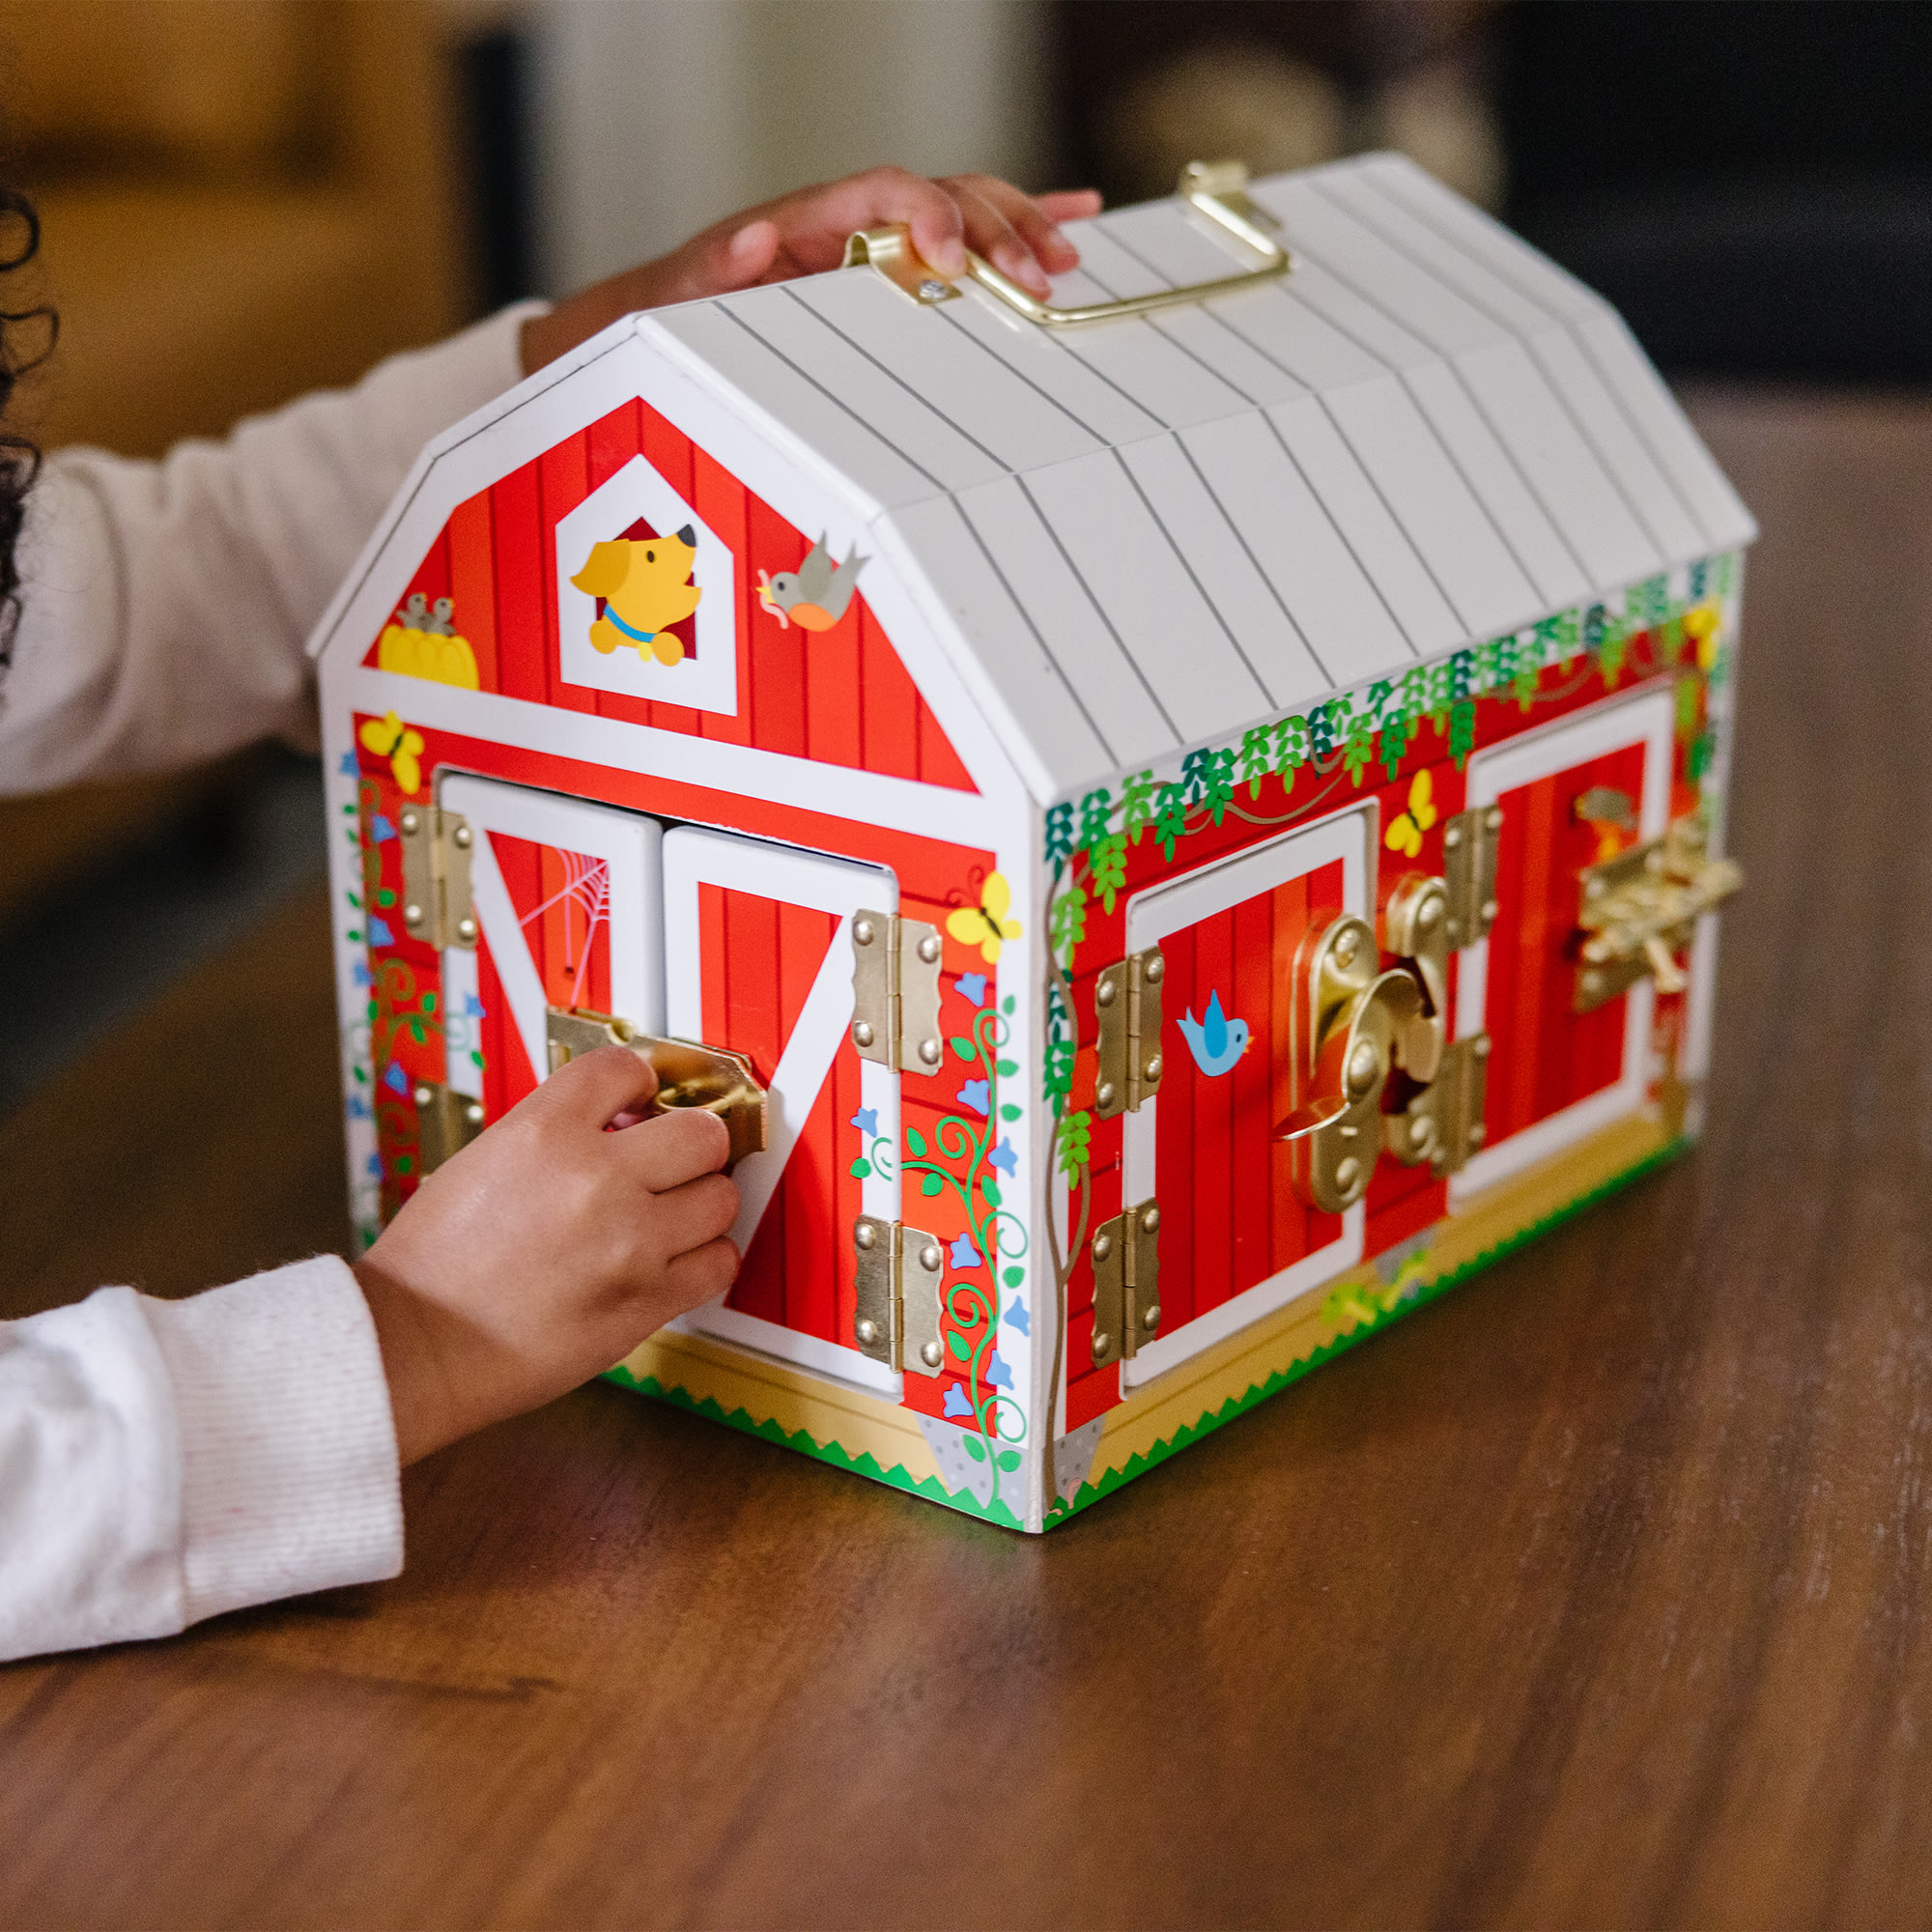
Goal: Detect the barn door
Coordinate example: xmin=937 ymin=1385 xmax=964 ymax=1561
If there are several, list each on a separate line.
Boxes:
xmin=659 ymin=827 xmax=900 ymax=1395
xmin=1452 ymin=685 xmax=1677 ymax=1199
xmin=437 ymin=773 xmax=664 ymax=1117
xmin=1116 ymin=806 xmax=1375 ymax=1387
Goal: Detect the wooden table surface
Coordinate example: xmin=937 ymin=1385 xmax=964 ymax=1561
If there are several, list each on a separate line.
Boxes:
xmin=4 ymin=389 xmax=1931 ymax=1930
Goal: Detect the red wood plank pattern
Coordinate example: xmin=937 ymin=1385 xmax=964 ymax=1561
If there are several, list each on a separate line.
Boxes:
xmin=539 ymin=434 xmax=596 ymax=718
xmin=446 ymin=494 xmax=498 ymax=694
xmin=489 ymin=461 xmax=547 ymax=707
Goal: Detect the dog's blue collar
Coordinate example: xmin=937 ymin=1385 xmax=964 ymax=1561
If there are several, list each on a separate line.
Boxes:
xmin=603 ymin=607 xmax=659 ymax=645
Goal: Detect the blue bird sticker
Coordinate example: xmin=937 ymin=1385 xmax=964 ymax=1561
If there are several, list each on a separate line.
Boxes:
xmin=1178 ymin=989 xmax=1251 ymax=1078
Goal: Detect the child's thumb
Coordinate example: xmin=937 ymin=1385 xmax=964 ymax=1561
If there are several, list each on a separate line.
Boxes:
xmin=540 ymin=1042 xmax=662 ymax=1128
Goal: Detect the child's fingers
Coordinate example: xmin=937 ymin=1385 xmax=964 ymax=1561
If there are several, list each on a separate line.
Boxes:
xmin=943 ymin=172 xmax=1082 ymax=286
xmin=660 ymin=1236 xmax=742 ymax=1308
xmin=649 ymin=1170 xmax=741 ymax=1258
xmin=613 ymin=1104 xmax=732 ymax=1189
xmin=1036 ymin=188 xmax=1102 ymax=226
xmin=538 ymin=1043 xmax=660 ymax=1125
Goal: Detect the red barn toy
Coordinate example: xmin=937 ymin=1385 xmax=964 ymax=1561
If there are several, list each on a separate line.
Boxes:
xmin=312 ymin=156 xmax=1749 ymax=1530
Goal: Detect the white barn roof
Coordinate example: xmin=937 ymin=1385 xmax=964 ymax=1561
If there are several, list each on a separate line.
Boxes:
xmin=632 ymin=152 xmax=1753 ymax=803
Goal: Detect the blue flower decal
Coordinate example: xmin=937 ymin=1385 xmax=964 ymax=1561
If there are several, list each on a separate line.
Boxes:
xmin=464 ymin=993 xmax=486 ymax=1018
xmin=987 ymin=1353 xmax=1014 ymax=1391
xmin=957 ymin=1078 xmax=990 ymax=1116
xmin=347 ymin=1093 xmax=371 ymax=1120
xmin=339 ymin=751 xmax=359 ymax=777
xmin=384 ymin=1061 xmax=411 ymax=1095
xmin=368 ymin=915 xmax=395 ymax=947
xmin=365 ymin=1151 xmax=384 ymax=1178
xmin=1004 ymin=1294 xmax=1030 ymax=1337
xmin=353 ymin=961 xmax=373 ymax=988
xmin=371 ymin=813 xmax=398 ymax=844
xmin=988 ymin=1137 xmax=1018 ymax=1178
xmin=955 ymin=971 xmax=988 ymax=1007
xmin=850 ymin=1106 xmax=878 ymax=1138
xmin=943 ymin=1382 xmax=974 ymax=1419
xmin=950 ymin=1232 xmax=983 ymax=1270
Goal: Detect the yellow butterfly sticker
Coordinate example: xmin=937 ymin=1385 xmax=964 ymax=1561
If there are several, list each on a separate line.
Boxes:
xmin=1384 ymin=768 xmax=1437 ymax=859
xmin=358 ymin=710 xmax=426 ymax=796
xmin=946 ymin=870 xmax=1023 ymax=964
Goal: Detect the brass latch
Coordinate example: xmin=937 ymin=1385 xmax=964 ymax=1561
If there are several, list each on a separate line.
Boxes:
xmin=545 ymin=1008 xmax=768 ymax=1165
xmin=1575 ymin=815 xmax=1742 ymax=1012
xmin=853 ymin=1216 xmax=946 ymax=1376
xmin=850 ymin=910 xmax=944 ymax=1076
xmin=398 ymin=805 xmax=476 ymax=950
xmin=1090 ymin=1200 xmax=1161 ymax=1367
xmin=1279 ymin=864 xmax=1492 ymax=1212
xmin=1442 ymin=803 xmax=1503 ymax=949
xmin=412 ymin=1079 xmax=484 ymax=1176
xmin=1094 ymin=946 xmax=1165 ymax=1120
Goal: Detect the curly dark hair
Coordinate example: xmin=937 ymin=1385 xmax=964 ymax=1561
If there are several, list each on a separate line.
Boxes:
xmin=0 ymin=182 xmax=52 ymax=699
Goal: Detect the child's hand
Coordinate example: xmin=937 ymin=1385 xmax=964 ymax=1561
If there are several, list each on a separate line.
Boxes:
xmin=353 ymin=1046 xmax=739 ymax=1465
xmin=522 ymin=167 xmax=1104 ymax=375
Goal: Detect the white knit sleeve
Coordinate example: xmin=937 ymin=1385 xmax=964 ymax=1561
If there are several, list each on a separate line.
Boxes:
xmin=0 ymin=299 xmax=547 ymax=794
xmin=0 ymin=1257 xmax=403 ymax=1663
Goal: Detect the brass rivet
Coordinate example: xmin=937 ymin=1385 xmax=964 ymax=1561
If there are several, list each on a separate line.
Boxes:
xmin=1473 ymin=1036 xmax=1492 ymax=1059
xmin=1335 ymin=1155 xmax=1361 ymax=1192
xmin=1095 ymin=979 xmax=1117 ymax=1008
xmin=412 ymin=1085 xmax=432 ymax=1107
xmin=856 ymin=1318 xmax=878 ymax=1346
xmin=1487 ymin=808 xmax=1503 ymax=831
xmin=465 ymin=1103 xmax=484 ymax=1126
xmin=1347 ymin=1040 xmax=1380 ymax=1096
xmin=400 ymin=810 xmax=419 ymax=834
xmin=1144 ymin=1054 xmax=1162 ymax=1081
xmin=453 ymin=825 xmax=471 ymax=849
xmin=1093 ymin=1233 xmax=1114 ymax=1262
xmin=1334 ymin=927 xmax=1359 ymax=966
xmin=855 ymin=1222 xmax=877 ymax=1250
xmin=1095 ymin=1081 xmax=1117 ymax=1109
xmin=1482 ymin=899 xmax=1499 ymax=922
xmin=456 ymin=917 xmax=477 ymax=942
xmin=854 ymin=918 xmax=875 ymax=946
xmin=1141 ymin=1207 xmax=1161 ymax=1233
xmin=1469 ymin=1123 xmax=1487 ymax=1146
xmin=404 ymin=903 xmax=424 ymax=926
xmin=854 ymin=1021 xmax=876 ymax=1047
xmin=1411 ymin=1117 xmax=1432 ymax=1148
xmin=1444 ymin=826 xmax=1462 ymax=849
xmin=1144 ymin=954 xmax=1165 ymax=983
xmin=1091 ymin=1331 xmax=1113 ymax=1361
xmin=1143 ymin=1303 xmax=1160 ymax=1330
xmin=918 ymin=1037 xmax=941 ymax=1066
xmin=1417 ymin=898 xmax=1439 ymax=927
xmin=918 ymin=934 xmax=941 ymax=964
xmin=921 ymin=1340 xmax=944 ymax=1368
xmin=918 ymin=278 xmax=949 ymax=302
xmin=919 ymin=1243 xmax=943 ymax=1273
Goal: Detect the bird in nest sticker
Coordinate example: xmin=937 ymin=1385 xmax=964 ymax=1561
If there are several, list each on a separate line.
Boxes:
xmin=756 ymin=534 xmax=867 ymax=632
xmin=571 ymin=525 xmax=703 ymax=667
xmin=1384 ymin=768 xmax=1438 ymax=858
xmin=1178 ymin=989 xmax=1252 ymax=1077
xmin=947 ymin=871 xmax=1022 ymax=964
xmin=359 ymin=711 xmax=425 ymax=795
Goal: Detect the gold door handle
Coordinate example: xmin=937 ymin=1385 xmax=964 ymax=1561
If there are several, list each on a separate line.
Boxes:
xmin=546 ymin=1008 xmax=768 ymax=1167
xmin=844 ymin=160 xmax=1293 ymax=327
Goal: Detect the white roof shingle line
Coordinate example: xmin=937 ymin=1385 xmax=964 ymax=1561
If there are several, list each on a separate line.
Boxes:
xmin=771 ymin=281 xmax=1016 ymax=478
xmin=1169 ymin=434 xmax=1332 ymax=689
xmin=1100 ymin=208 xmax=1549 ymax=638
xmin=1338 ymin=157 xmax=1744 ymax=556
xmin=927 ymin=299 xmax=1145 ymax=448
xmin=708 ymin=300 xmax=952 ymax=497
xmin=1012 ymin=470 xmax=1183 ymax=742
xmin=1258 ymin=189 xmax=1683 ymax=579
xmin=1111 ymin=446 xmax=1280 ymax=701
xmin=1260 ymin=408 xmax=1423 ymax=662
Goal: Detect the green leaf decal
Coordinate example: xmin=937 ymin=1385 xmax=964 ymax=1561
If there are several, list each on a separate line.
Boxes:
xmin=1004 ymin=1265 xmax=1024 ymax=1288
xmin=981 ymin=1178 xmax=1001 ymax=1208
xmin=947 ymin=1329 xmax=972 ymax=1362
xmin=961 ymin=1434 xmax=987 ymax=1462
xmin=920 ymin=1171 xmax=944 ymax=1198
xmin=950 ymin=1037 xmax=977 ymax=1062
xmin=996 ymin=1058 xmax=1018 ymax=1076
xmin=997 ymin=1450 xmax=1022 ymax=1472
xmin=849 ymin=1157 xmax=871 ymax=1179
xmin=1002 ymin=994 xmax=1016 ymax=1015
xmin=905 ymin=1126 xmax=927 ymax=1157
xmin=1000 ymin=1103 xmax=1022 ymax=1122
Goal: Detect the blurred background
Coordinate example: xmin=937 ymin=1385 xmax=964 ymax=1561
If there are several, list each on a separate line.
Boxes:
xmin=1 ymin=0 xmax=1927 ymax=1113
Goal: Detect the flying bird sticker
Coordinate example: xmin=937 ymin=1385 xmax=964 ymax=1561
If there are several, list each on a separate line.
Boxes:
xmin=946 ymin=871 xmax=1023 ymax=965
xmin=757 ymin=534 xmax=867 ymax=632
xmin=1178 ymin=989 xmax=1251 ymax=1077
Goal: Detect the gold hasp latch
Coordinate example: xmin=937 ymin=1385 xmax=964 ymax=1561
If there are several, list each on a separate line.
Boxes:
xmin=545 ymin=1008 xmax=768 ymax=1166
xmin=850 ymin=910 xmax=945 ymax=1076
xmin=1094 ymin=946 xmax=1165 ymax=1120
xmin=853 ymin=1217 xmax=947 ymax=1376
xmin=412 ymin=1079 xmax=485 ymax=1177
xmin=398 ymin=805 xmax=476 ymax=950
xmin=1575 ymin=815 xmax=1743 ymax=1012
xmin=1090 ymin=1199 xmax=1161 ymax=1367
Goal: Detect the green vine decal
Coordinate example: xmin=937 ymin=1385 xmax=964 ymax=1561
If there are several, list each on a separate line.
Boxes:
xmin=898 ymin=993 xmax=1031 ymax=1507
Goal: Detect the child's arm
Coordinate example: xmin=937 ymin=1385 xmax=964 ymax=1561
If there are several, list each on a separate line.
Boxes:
xmin=0 ymin=1047 xmax=733 ymax=1662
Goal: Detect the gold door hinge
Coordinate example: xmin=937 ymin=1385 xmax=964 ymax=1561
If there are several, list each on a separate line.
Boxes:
xmin=850 ymin=910 xmax=944 ymax=1076
xmin=853 ymin=1216 xmax=946 ymax=1376
xmin=398 ymin=805 xmax=476 ymax=950
xmin=1576 ymin=815 xmax=1742 ymax=1012
xmin=1090 ymin=1199 xmax=1161 ymax=1366
xmin=1442 ymin=803 xmax=1502 ymax=948
xmin=545 ymin=1008 xmax=768 ymax=1165
xmin=1094 ymin=946 xmax=1165 ymax=1120
xmin=412 ymin=1079 xmax=485 ymax=1176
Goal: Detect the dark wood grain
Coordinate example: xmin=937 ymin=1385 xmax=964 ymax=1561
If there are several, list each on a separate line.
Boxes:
xmin=4 ymin=389 xmax=1932 ymax=1930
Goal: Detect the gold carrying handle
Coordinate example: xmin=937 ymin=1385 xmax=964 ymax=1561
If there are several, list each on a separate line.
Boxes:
xmin=843 ymin=160 xmax=1292 ymax=327
xmin=546 ymin=1008 xmax=768 ymax=1168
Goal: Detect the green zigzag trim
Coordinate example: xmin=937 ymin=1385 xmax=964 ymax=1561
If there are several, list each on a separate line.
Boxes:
xmin=1044 ymin=1135 xmax=1690 ymax=1526
xmin=602 ymin=1363 xmax=1026 ymax=1531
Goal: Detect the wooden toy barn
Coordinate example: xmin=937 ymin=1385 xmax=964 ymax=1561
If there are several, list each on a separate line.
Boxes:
xmin=313 ymin=155 xmax=1751 ymax=1531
